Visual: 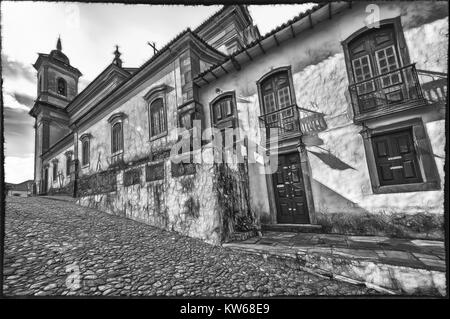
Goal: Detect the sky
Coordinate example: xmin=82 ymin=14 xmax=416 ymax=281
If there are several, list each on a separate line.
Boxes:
xmin=1 ymin=1 xmax=315 ymax=184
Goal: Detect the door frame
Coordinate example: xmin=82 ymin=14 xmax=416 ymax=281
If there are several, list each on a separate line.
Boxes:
xmin=264 ymin=141 xmax=316 ymax=224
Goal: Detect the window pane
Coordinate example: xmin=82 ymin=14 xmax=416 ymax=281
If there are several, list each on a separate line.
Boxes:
xmin=375 ymin=45 xmax=400 ymax=87
xmin=264 ymin=93 xmax=276 ymax=112
xmin=224 ymin=100 xmax=232 ymax=116
xmin=277 ymin=86 xmax=291 ymax=108
xmin=83 ymin=141 xmax=89 ymax=165
xmin=215 ymin=103 xmax=222 ymax=120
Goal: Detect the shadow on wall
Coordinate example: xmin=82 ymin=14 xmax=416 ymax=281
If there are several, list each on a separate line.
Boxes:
xmin=312 ymin=179 xmax=368 ymax=215
xmin=308 ymin=148 xmax=356 ymax=171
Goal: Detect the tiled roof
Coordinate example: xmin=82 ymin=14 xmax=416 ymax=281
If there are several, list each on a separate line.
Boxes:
xmin=195 ymin=3 xmax=327 ymax=80
xmin=193 ymin=5 xmax=227 ymax=34
xmin=71 ymin=28 xmax=227 ymax=126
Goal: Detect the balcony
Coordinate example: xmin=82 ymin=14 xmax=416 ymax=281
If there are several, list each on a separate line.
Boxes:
xmin=258 ymin=104 xmax=327 ymax=142
xmin=348 ymin=64 xmax=430 ymax=123
xmin=259 ymin=105 xmax=302 ymax=141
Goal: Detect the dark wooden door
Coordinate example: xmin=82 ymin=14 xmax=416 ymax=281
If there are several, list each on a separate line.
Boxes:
xmin=273 ymin=152 xmax=309 ymax=224
xmin=372 ymin=128 xmax=422 ymax=186
xmin=43 ymin=168 xmax=48 ymax=194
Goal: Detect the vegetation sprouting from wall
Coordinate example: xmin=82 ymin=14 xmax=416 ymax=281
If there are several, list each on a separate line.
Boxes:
xmin=214 ymin=162 xmax=257 ymax=242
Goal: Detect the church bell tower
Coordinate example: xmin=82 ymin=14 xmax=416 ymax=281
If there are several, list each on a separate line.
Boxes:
xmin=29 ymin=37 xmax=82 ymax=194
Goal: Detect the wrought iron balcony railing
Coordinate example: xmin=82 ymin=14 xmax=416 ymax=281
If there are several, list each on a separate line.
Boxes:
xmin=348 ymin=64 xmax=426 ymax=120
xmin=258 ymin=104 xmax=327 ymax=141
xmin=416 ymin=69 xmax=448 ymax=104
xmin=258 ymin=104 xmax=302 ymax=140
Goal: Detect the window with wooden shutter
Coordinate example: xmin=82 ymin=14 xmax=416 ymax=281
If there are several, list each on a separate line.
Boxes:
xmin=375 ymin=45 xmax=401 ymax=88
xmin=111 ymin=122 xmax=123 ymax=154
xmin=352 ymin=55 xmax=375 ymax=94
xmin=260 ymin=71 xmax=293 ymax=114
xmin=149 ymin=98 xmax=166 ymax=138
xmin=342 ymin=19 xmax=421 ymax=118
xmin=211 ymin=94 xmax=235 ymax=125
xmin=82 ymin=139 xmax=89 ymax=166
xmin=372 ymin=129 xmax=422 ymax=186
xmin=258 ymin=68 xmax=299 ymax=134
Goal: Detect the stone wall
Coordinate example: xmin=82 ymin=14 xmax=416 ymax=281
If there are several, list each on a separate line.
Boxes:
xmin=77 ymin=152 xmax=222 ymax=245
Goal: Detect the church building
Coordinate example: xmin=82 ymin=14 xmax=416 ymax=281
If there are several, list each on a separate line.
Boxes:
xmin=30 ymin=3 xmax=447 ymax=244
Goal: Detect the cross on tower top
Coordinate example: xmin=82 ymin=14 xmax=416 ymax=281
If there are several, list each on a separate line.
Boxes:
xmin=147 ymin=41 xmax=158 ymax=55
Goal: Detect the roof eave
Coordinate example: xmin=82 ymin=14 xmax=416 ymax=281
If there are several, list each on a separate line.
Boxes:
xmin=194 ymin=2 xmax=348 ymax=86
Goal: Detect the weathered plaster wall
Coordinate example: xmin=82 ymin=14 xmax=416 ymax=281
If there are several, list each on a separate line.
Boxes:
xmin=78 ymin=160 xmax=221 ymax=245
xmin=197 ymin=2 xmax=448 ymax=221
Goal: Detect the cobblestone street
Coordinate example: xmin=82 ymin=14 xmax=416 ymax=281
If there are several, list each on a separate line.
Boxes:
xmin=3 ymin=197 xmax=377 ymax=296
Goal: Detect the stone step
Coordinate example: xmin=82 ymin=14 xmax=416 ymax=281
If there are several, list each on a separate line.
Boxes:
xmin=262 ymin=223 xmax=322 ymax=233
xmin=223 ymin=242 xmax=446 ymax=296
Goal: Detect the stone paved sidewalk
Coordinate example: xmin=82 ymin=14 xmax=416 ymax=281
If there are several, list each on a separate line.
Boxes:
xmin=3 ymin=197 xmax=377 ymax=297
xmin=224 ymin=231 xmax=447 ymax=295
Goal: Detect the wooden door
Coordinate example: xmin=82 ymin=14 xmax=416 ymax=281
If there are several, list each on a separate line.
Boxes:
xmin=372 ymin=128 xmax=422 ymax=186
xmin=43 ymin=168 xmax=48 ymax=194
xmin=273 ymin=152 xmax=309 ymax=224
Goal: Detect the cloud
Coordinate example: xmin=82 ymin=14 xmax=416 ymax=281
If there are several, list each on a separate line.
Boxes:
xmin=4 ymin=107 xmax=35 ymax=157
xmin=1 ymin=53 xmax=36 ymax=82
xmin=5 ymin=155 xmax=35 ymax=184
xmin=13 ymin=92 xmax=35 ymax=108
xmin=2 ymin=91 xmax=31 ymax=111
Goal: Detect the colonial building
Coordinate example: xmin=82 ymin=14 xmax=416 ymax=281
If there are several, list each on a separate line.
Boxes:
xmin=30 ymin=3 xmax=448 ymax=244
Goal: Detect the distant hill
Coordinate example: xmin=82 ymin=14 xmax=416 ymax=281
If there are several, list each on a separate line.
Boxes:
xmin=7 ymin=180 xmax=34 ymax=191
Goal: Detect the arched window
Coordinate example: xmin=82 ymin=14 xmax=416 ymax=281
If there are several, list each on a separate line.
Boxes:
xmin=259 ymin=70 xmax=293 ymax=114
xmin=149 ymin=98 xmax=166 ymax=138
xmin=57 ymin=78 xmax=67 ymax=96
xmin=82 ymin=139 xmax=90 ymax=166
xmin=111 ymin=122 xmax=123 ymax=154
xmin=341 ymin=18 xmax=413 ymax=114
xmin=347 ymin=24 xmax=400 ymax=92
